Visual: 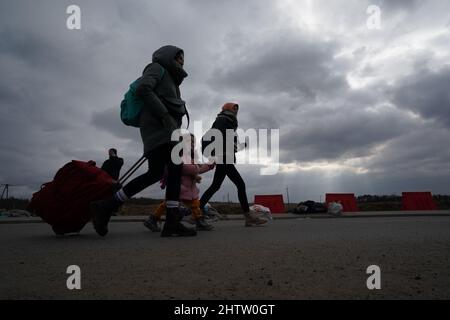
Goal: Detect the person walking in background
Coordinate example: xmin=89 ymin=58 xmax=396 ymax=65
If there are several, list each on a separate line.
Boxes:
xmin=144 ymin=133 xmax=216 ymax=232
xmin=91 ymin=45 xmax=196 ymax=237
xmin=101 ymin=148 xmax=124 ymax=181
xmin=200 ymin=103 xmax=267 ymax=227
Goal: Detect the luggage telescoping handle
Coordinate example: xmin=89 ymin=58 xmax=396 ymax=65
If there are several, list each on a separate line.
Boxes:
xmin=118 ymin=155 xmax=147 ymax=185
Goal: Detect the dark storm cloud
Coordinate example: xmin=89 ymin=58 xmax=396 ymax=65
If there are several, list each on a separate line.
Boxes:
xmin=391 ymin=67 xmax=450 ymax=127
xmin=210 ymin=33 xmax=348 ymax=101
xmin=279 ymin=103 xmax=418 ymax=162
xmin=91 ymin=107 xmax=140 ymax=141
xmin=367 ymin=126 xmax=450 ymax=174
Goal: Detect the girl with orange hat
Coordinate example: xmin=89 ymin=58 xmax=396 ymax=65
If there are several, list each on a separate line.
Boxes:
xmin=200 ymin=103 xmax=267 ymax=227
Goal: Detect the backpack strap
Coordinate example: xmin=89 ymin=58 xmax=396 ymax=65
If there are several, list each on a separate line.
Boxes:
xmin=159 ymin=65 xmax=165 ymax=81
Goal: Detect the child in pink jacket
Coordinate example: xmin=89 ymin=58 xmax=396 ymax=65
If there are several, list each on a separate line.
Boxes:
xmin=144 ymin=134 xmax=215 ymax=231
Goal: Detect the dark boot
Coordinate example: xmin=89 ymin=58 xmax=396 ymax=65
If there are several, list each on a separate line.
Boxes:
xmin=90 ymin=197 xmax=122 ymax=236
xmin=143 ymin=215 xmax=161 ymax=232
xmin=161 ymin=207 xmax=197 ymax=237
xmin=196 ymin=216 xmax=214 ymax=231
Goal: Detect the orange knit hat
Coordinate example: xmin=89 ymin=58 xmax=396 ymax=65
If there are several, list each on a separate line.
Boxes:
xmin=222 ymin=102 xmax=239 ymax=113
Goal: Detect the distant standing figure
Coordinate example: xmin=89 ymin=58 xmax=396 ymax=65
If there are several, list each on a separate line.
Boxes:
xmin=101 ymin=148 xmax=124 ymax=181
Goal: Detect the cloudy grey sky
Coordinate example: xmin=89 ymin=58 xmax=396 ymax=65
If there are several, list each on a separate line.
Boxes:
xmin=1 ymin=0 xmax=449 ymax=202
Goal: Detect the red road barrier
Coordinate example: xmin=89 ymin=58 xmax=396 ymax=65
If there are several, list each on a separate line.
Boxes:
xmin=254 ymin=194 xmax=285 ymax=213
xmin=401 ymin=192 xmax=438 ymax=211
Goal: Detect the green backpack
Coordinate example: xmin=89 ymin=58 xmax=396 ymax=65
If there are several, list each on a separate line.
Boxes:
xmin=120 ymin=67 xmax=165 ymax=127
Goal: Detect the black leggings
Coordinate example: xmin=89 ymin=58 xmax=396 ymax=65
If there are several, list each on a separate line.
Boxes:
xmin=123 ymin=144 xmax=182 ymax=201
xmin=200 ymin=164 xmax=249 ymax=212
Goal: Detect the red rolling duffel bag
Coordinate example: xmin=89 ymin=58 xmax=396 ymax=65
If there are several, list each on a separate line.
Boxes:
xmin=27 ymin=157 xmax=145 ymax=235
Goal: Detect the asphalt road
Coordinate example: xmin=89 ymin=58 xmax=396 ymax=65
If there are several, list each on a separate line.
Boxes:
xmin=1 ymin=216 xmax=450 ymax=299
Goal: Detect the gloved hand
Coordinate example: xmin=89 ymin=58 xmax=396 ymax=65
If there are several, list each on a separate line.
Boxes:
xmin=161 ymin=113 xmax=178 ymax=132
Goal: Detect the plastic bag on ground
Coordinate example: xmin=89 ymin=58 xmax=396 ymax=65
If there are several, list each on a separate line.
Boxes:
xmin=250 ymin=204 xmax=273 ymax=220
xmin=328 ymin=201 xmax=343 ymax=216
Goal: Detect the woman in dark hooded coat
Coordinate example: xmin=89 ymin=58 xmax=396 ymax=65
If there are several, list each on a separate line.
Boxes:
xmin=90 ymin=45 xmax=196 ymax=237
